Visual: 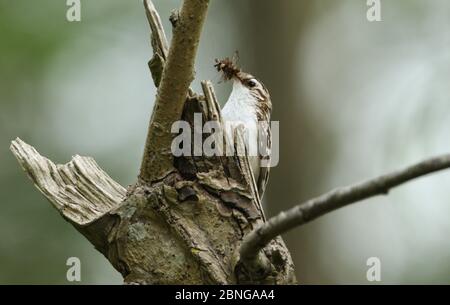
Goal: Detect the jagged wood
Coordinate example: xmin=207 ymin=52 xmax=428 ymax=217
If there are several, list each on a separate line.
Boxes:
xmin=10 ymin=138 xmax=126 ymax=225
xmin=10 ymin=138 xmax=125 ymax=255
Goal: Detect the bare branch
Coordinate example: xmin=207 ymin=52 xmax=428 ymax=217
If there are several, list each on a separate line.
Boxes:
xmin=144 ymin=0 xmax=169 ymax=86
xmin=144 ymin=0 xmax=169 ymax=60
xmin=240 ymin=153 xmax=450 ymax=262
xmin=139 ymin=0 xmax=210 ymax=183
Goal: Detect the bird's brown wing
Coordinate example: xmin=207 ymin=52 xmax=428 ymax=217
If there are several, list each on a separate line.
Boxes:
xmin=257 ymin=122 xmax=271 ymax=199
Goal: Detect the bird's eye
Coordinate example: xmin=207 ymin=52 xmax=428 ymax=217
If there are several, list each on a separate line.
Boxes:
xmin=246 ymin=79 xmax=257 ymax=88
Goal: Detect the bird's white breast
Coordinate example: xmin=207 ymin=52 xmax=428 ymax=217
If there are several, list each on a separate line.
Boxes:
xmin=221 ymin=80 xmax=260 ymax=180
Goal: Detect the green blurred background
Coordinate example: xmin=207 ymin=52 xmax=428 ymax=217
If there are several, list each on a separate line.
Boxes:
xmin=1 ymin=0 xmax=449 ymax=284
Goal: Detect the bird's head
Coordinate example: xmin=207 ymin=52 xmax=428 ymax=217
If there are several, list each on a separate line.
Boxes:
xmin=214 ymin=57 xmax=270 ymax=107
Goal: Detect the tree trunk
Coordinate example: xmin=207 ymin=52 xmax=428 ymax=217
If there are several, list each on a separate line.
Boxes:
xmin=10 ymin=85 xmax=296 ymax=284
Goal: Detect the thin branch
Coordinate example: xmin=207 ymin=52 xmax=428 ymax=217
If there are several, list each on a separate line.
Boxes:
xmin=144 ymin=0 xmax=169 ymax=60
xmin=139 ymin=0 xmax=210 ymax=183
xmin=144 ymin=0 xmax=169 ymax=86
xmin=240 ymin=153 xmax=450 ymax=262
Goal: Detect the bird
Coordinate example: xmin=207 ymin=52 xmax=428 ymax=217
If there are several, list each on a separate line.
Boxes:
xmin=215 ymin=57 xmax=272 ymax=200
